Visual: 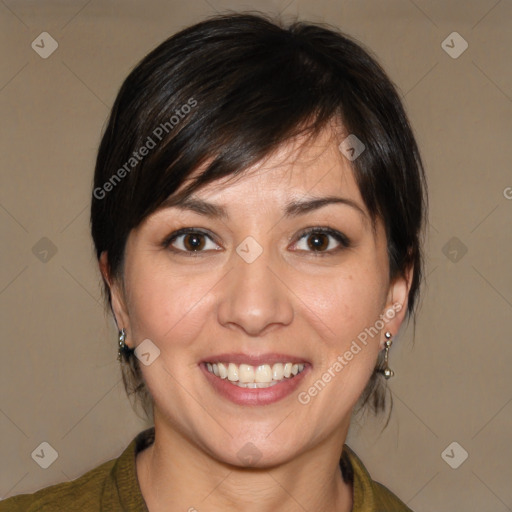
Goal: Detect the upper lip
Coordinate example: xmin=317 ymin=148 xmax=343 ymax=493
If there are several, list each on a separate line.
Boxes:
xmin=200 ymin=353 xmax=310 ymax=366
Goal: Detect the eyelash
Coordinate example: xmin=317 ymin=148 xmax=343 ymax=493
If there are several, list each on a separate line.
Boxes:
xmin=162 ymin=227 xmax=351 ymax=257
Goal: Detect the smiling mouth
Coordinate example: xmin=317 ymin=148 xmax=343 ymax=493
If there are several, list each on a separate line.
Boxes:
xmin=205 ymin=362 xmax=307 ymax=388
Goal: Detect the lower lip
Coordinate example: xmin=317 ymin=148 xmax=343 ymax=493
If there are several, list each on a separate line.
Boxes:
xmin=200 ymin=363 xmax=310 ymax=406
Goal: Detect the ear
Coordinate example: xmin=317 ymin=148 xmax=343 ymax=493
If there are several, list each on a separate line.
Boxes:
xmin=99 ymin=251 xmax=132 ymax=347
xmin=379 ymin=264 xmax=414 ymax=349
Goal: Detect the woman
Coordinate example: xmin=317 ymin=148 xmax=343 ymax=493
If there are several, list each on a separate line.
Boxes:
xmin=1 ymin=12 xmax=426 ymax=512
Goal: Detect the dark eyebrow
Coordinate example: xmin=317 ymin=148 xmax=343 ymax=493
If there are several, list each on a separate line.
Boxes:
xmin=283 ymin=196 xmax=368 ymax=221
xmin=162 ymin=197 xmax=229 ymax=219
xmin=163 ymin=195 xmax=368 ymax=221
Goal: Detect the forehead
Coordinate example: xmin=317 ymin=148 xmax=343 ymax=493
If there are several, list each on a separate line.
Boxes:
xmin=174 ymin=125 xmax=364 ymax=208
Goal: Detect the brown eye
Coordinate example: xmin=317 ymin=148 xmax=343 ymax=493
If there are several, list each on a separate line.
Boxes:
xmin=294 ymin=227 xmax=351 ymax=254
xmin=182 ymin=233 xmax=206 ymax=251
xmin=306 ymin=233 xmax=329 ymax=251
xmin=165 ymin=228 xmax=221 ymax=255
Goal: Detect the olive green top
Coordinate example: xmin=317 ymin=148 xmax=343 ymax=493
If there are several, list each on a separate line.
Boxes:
xmin=0 ymin=427 xmax=413 ymax=511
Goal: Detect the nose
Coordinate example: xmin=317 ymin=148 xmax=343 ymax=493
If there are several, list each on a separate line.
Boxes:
xmin=216 ymin=246 xmax=294 ymax=337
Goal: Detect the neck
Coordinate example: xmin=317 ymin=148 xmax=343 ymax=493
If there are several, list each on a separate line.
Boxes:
xmin=136 ymin=420 xmax=353 ymax=512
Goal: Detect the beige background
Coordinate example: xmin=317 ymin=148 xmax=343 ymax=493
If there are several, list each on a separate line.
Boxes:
xmin=1 ymin=1 xmax=511 ymax=510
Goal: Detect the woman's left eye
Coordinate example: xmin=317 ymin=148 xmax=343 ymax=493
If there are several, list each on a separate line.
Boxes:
xmin=292 ymin=227 xmax=351 ymax=254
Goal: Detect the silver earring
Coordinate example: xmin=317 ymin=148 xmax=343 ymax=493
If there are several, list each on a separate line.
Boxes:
xmin=117 ymin=328 xmax=128 ymax=362
xmin=378 ymin=331 xmax=394 ymax=379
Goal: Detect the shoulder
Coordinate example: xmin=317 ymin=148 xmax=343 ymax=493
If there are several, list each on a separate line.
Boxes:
xmin=0 ymin=458 xmax=115 ymax=512
xmin=372 ymin=481 xmax=414 ymax=511
xmin=342 ymin=444 xmax=414 ymax=512
xmin=0 ymin=428 xmax=153 ymax=512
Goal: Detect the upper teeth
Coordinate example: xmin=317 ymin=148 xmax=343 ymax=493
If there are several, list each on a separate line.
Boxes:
xmin=206 ymin=362 xmax=305 ymax=384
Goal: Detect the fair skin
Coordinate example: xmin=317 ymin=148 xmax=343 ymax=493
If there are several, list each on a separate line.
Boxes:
xmin=101 ymin=126 xmax=411 ymax=512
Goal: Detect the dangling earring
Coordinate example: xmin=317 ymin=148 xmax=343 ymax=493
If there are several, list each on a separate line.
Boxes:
xmin=378 ymin=331 xmax=394 ymax=379
xmin=117 ymin=328 xmax=128 ymax=362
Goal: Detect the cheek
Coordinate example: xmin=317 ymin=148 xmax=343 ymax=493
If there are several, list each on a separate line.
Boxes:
xmin=296 ymin=272 xmax=385 ymax=413
xmin=124 ymin=260 xmax=219 ymax=349
xmin=299 ymin=263 xmax=387 ymax=345
xmin=295 ymin=260 xmax=387 ymax=404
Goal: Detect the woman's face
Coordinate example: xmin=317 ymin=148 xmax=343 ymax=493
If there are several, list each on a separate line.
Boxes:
xmin=106 ymin=126 xmax=410 ymax=467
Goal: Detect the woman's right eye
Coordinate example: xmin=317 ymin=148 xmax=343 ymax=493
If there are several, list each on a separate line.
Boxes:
xmin=164 ymin=228 xmax=221 ymax=256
